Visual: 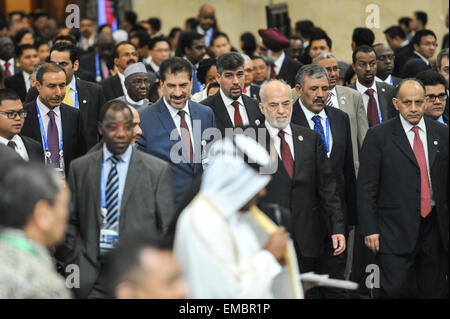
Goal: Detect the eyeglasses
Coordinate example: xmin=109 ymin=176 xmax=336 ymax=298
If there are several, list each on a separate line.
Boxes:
xmin=377 ymin=54 xmax=395 ymax=62
xmin=426 ymin=93 xmax=447 ymax=101
xmin=0 ymin=110 xmax=27 ymax=119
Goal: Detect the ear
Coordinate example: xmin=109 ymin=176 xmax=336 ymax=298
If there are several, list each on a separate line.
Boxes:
xmin=32 ymin=200 xmax=53 ymax=233
xmin=413 ymin=43 xmax=419 ymax=52
xmin=392 ymin=97 xmax=399 ymax=111
xmin=295 ymin=84 xmax=302 ymax=97
xmin=215 ymin=72 xmax=221 ymax=82
xmin=352 ymin=63 xmax=356 ymax=72
xmin=98 ymin=122 xmax=103 ymax=136
xmin=258 ymin=102 xmax=265 ymax=115
xmin=114 ymin=57 xmax=119 ymax=67
xmin=73 ymin=59 xmax=80 ymax=72
xmin=35 ymin=80 xmax=42 ymax=93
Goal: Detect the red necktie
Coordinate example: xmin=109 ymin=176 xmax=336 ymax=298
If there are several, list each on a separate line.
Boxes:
xmin=365 ymin=88 xmax=380 ymax=127
xmin=270 ymin=64 xmax=277 ymax=79
xmin=4 ymin=61 xmax=11 ymax=77
xmin=411 ymin=127 xmax=432 ymax=218
xmin=178 ymin=110 xmax=194 ymax=167
xmin=278 ymin=130 xmax=294 ymax=179
xmin=231 ymin=101 xmax=243 ymax=127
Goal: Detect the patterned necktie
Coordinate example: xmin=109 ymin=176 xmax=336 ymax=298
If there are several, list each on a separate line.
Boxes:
xmin=411 ymin=127 xmax=432 ymax=218
xmin=105 ymin=156 xmax=120 ymax=229
xmin=47 ymin=110 xmax=60 ymax=166
xmin=231 ymin=100 xmax=243 ymax=127
xmin=4 ymin=61 xmax=11 ymax=77
xmin=63 ymin=86 xmax=73 ymax=106
xmin=365 ymin=88 xmax=380 ymax=127
xmin=270 ymin=64 xmax=277 ymax=79
xmin=7 ymin=140 xmax=16 ymax=150
xmin=278 ymin=130 xmax=294 ymax=179
xmin=326 ymin=91 xmax=334 ymax=107
xmin=178 ymin=110 xmax=194 ymax=167
xmin=312 ymin=115 xmax=326 ymax=146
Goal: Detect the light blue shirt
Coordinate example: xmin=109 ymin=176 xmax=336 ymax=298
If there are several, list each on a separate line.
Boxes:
xmin=101 ymin=144 xmax=133 ymax=214
xmin=437 ymin=115 xmax=447 ymax=125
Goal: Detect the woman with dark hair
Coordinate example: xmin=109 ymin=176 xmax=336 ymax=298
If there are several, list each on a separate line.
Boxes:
xmin=343 ymin=66 xmax=357 ymax=87
xmin=13 ymin=27 xmax=35 ymax=46
xmin=240 ymin=32 xmax=257 ymax=58
xmin=191 ymin=58 xmax=218 ymax=102
xmin=35 ymin=40 xmax=50 ymax=62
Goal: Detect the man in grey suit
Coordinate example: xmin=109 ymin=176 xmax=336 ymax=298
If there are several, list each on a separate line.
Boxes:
xmin=56 ymin=100 xmax=174 ymax=299
xmin=113 ymin=62 xmax=150 ymax=112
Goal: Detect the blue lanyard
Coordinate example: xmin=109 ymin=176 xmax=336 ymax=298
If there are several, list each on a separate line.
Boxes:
xmin=325 ymin=118 xmax=330 ymax=153
xmin=36 ymin=103 xmax=64 ymax=162
xmin=100 ymin=160 xmax=106 ymax=208
xmin=95 ymin=52 xmax=102 ymax=82
xmin=70 ymin=81 xmax=79 ymax=109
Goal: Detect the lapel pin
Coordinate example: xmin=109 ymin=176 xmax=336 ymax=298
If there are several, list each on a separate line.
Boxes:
xmin=255 ymin=119 xmax=260 ymax=125
xmin=201 ymin=140 xmax=207 ymax=147
xmin=382 ymin=88 xmax=385 ymax=92
xmin=434 ymin=141 xmax=438 ymax=145
xmin=83 ymin=100 xmax=87 ymax=103
xmin=298 ymin=136 xmax=303 ymax=141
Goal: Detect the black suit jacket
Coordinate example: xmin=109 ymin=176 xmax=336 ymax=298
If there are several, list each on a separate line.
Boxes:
xmin=258 ymin=123 xmax=344 ymax=258
xmin=79 ymin=51 xmax=107 ymax=82
xmin=349 ymin=81 xmax=397 ymax=123
xmin=21 ymin=101 xmax=87 ymax=172
xmin=101 ymin=74 xmax=124 ymax=102
xmin=200 ymin=91 xmax=264 ymax=136
xmin=357 ymin=116 xmax=449 ymax=255
xmin=249 ymin=84 xmax=261 ymax=102
xmin=401 ymin=53 xmax=432 ymax=78
xmin=4 ymin=72 xmax=27 ymax=101
xmin=19 ymin=134 xmax=44 ymax=163
xmin=393 ymin=44 xmax=414 ymax=78
xmin=291 ymin=104 xmax=357 ymax=226
xmin=277 ymin=55 xmax=303 ymax=88
xmin=25 ymin=78 xmax=104 ymax=149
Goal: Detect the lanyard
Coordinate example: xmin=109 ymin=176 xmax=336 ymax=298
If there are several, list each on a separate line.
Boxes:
xmin=95 ymin=52 xmax=102 ymax=82
xmin=324 ymin=118 xmax=330 ymax=153
xmin=72 ymin=81 xmax=79 ymax=109
xmin=36 ymin=103 xmax=64 ymax=164
xmin=0 ymin=234 xmax=39 ymax=257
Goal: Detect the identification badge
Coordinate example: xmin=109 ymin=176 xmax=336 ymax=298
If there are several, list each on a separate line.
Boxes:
xmin=100 ymin=229 xmax=119 ymax=253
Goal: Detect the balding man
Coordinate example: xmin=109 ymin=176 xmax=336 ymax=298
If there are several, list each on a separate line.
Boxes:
xmin=358 ymin=79 xmax=449 ymax=298
xmin=373 ymin=44 xmax=402 ymax=87
xmin=196 ymin=4 xmax=217 ymax=47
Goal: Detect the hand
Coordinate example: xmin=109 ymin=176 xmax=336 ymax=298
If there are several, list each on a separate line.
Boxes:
xmin=331 ymin=234 xmax=346 ymax=255
xmin=364 ymin=234 xmax=380 ymax=254
xmin=265 ymin=227 xmax=289 ymax=265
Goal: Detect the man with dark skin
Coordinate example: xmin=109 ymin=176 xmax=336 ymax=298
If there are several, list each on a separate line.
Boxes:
xmin=196 ymin=4 xmax=216 ymax=47
xmin=0 ymin=36 xmax=17 ymax=77
xmin=374 ymin=43 xmax=401 ymax=86
xmin=116 ymin=62 xmax=150 ymax=112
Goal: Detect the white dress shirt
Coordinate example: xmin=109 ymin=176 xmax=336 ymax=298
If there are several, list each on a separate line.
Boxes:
xmin=265 ymin=120 xmax=295 ymax=161
xmin=399 ymin=115 xmax=435 ymax=205
xmin=164 ymin=97 xmax=195 ymax=148
xmin=220 ymin=89 xmax=249 ymax=126
xmin=356 ymin=79 xmax=382 ymax=121
xmin=0 ymin=135 xmax=29 ymax=161
xmin=22 ymin=71 xmax=31 ymax=92
xmin=375 ymin=74 xmax=394 ymax=86
xmin=148 ymin=58 xmax=160 ymax=73
xmin=272 ymin=51 xmax=285 ymax=76
xmin=0 ymin=58 xmax=15 ymax=76
xmin=299 ymin=100 xmax=333 ymax=157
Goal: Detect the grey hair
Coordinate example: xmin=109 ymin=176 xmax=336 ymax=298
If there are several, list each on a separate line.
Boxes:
xmin=312 ymin=51 xmax=336 ymax=64
xmin=260 ymin=79 xmax=291 ymax=103
xmin=393 ymin=78 xmax=426 ymax=99
xmin=436 ymin=48 xmax=449 ymax=70
xmin=295 ymin=64 xmax=330 ymax=87
xmin=31 ymin=61 xmax=47 ymax=79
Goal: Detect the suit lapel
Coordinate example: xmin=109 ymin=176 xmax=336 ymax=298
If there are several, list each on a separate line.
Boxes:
xmin=113 ymin=75 xmax=124 ymax=95
xmin=425 ymin=119 xmax=438 ymax=169
xmin=291 ymin=125 xmax=305 ymax=178
xmin=156 ymin=99 xmax=179 ymax=139
xmin=75 ymin=79 xmax=88 ymax=111
xmin=213 ymin=92 xmax=234 ymax=128
xmin=90 ymin=150 xmax=103 ymax=228
xmin=119 ymin=148 xmax=138 ymax=227
xmin=28 ymin=103 xmax=43 ymax=145
xmin=392 ymin=117 xmax=418 ymax=167
xmin=292 ymin=100 xmax=309 ymax=127
xmin=325 ymin=107 xmax=338 ymax=157
xmin=376 ymin=82 xmax=389 ymax=122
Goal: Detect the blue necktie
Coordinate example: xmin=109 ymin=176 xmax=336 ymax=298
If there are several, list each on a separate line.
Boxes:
xmin=191 ymin=67 xmax=202 ymax=95
xmin=105 ymin=156 xmax=120 ymax=230
xmin=312 ymin=115 xmax=326 ymax=145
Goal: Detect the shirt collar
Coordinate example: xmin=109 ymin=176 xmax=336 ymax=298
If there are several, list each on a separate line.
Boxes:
xmin=67 ymin=76 xmax=76 ymax=91
xmin=400 ymin=114 xmax=426 ymax=134
xmin=37 ymin=96 xmax=61 ymax=117
xmin=329 ymin=87 xmax=337 ymax=96
xmin=103 ymin=143 xmax=133 ymax=164
xmin=356 ymin=79 xmax=377 ymax=93
xmin=265 ymin=119 xmax=292 ymax=139
xmin=400 ymin=40 xmax=409 ymax=47
xmin=299 ymin=98 xmax=327 ymax=121
xmin=219 ymin=88 xmax=244 ymax=107
xmin=126 ymin=96 xmax=145 ymax=105
xmin=117 ymin=71 xmax=125 ymax=83
xmin=163 ymin=97 xmax=190 ymax=119
xmin=414 ymin=51 xmax=430 ymax=65
xmin=149 ymin=58 xmax=160 ymax=72
xmin=273 ymin=51 xmax=285 ymax=69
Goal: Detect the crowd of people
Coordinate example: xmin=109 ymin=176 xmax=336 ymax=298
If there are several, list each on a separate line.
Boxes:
xmin=0 ymin=5 xmax=449 ymax=299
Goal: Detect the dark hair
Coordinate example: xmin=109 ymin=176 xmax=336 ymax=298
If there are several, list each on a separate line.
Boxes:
xmin=113 ymin=41 xmax=137 ymax=59
xmin=103 ymin=230 xmax=172 ymax=298
xmin=352 ymin=45 xmax=375 ymax=63
xmin=99 ymin=99 xmax=132 ymax=124
xmin=398 ymin=17 xmax=411 ymax=28
xmin=12 ymin=27 xmax=34 ymax=45
xmin=97 ymin=23 xmax=112 ymax=34
xmin=411 ymin=29 xmax=436 ymax=47
xmin=240 ymin=32 xmax=257 ymax=57
xmin=175 ymin=31 xmax=204 ymax=57
xmin=185 ymin=17 xmax=199 ymax=30
xmin=50 ymin=42 xmax=79 ymax=64
xmin=197 ymin=58 xmax=217 ymax=85
xmin=295 ymin=20 xmax=315 ymax=39
xmin=129 ymin=24 xmax=147 ymax=34
xmin=148 ymin=79 xmax=161 ymax=103
xmin=252 ymin=55 xmax=268 ymax=65
xmin=343 ymin=66 xmax=356 ymax=86
xmin=35 ymin=40 xmax=49 ymax=50
xmin=148 ymin=17 xmax=161 ymax=32
xmin=0 ymin=88 xmax=20 ymax=105
xmin=35 ymin=62 xmax=66 ymax=84
xmin=16 ymin=44 xmax=37 ymax=59
xmin=206 ymin=81 xmax=220 ymax=95
xmin=159 ymin=57 xmax=193 ymax=82
xmin=352 ymin=27 xmax=375 ymax=47
xmin=414 ymin=11 xmax=428 ymax=27
xmin=394 ymin=78 xmax=425 ymax=98
xmin=310 ymin=33 xmax=332 ymax=50
xmin=124 ymin=11 xmax=137 ymax=26
xmin=437 ymin=48 xmax=449 ymax=70
xmin=216 ymin=52 xmax=244 ymax=74
xmin=129 ymin=30 xmax=151 ymax=49
xmin=0 ymin=162 xmax=60 ymax=229
xmin=8 ymin=11 xmax=26 ymax=20
xmin=416 ymin=70 xmax=448 ymax=89
xmin=53 ymin=34 xmax=76 ymax=45
xmin=148 ymin=36 xmax=171 ymax=50
xmin=383 ymin=26 xmax=406 ymax=40
xmin=168 ymin=27 xmax=182 ymax=40
xmin=210 ymin=31 xmax=229 ymax=47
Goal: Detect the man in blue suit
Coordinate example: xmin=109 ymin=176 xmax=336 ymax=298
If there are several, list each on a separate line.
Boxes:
xmin=138 ymin=57 xmax=216 ymax=208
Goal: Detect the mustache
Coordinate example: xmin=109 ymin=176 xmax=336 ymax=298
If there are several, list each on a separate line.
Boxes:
xmin=127 ymin=59 xmax=136 ymax=65
xmin=170 ymin=94 xmax=186 ymax=100
xmin=313 ymin=97 xmax=325 ymax=104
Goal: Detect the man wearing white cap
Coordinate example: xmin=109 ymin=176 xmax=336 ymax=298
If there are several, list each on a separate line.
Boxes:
xmin=114 ymin=62 xmax=150 ymax=112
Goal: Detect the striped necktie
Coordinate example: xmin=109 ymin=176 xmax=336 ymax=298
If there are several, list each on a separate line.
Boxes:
xmin=326 ymin=91 xmax=334 ymax=107
xmin=105 ymin=156 xmax=120 ymax=230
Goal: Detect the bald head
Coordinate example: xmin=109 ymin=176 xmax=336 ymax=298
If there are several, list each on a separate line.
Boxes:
xmin=198 ymin=4 xmax=216 ymax=31
xmin=393 ymin=79 xmax=426 ymax=125
xmin=374 ymin=43 xmax=395 ymax=80
xmin=259 ymin=80 xmax=292 ymax=129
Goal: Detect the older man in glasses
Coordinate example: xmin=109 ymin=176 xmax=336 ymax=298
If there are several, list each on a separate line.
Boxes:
xmin=0 ymin=88 xmax=43 ymax=162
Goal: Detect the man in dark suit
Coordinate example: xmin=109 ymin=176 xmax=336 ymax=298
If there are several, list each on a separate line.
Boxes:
xmin=242 ymin=54 xmax=261 ymax=102
xmin=56 ymin=100 xmax=175 ymax=299
xmin=258 ymin=28 xmax=302 ymax=88
xmin=21 ymin=62 xmax=86 ymax=174
xmin=373 ymin=44 xmax=401 ymax=87
xmin=416 ymin=70 xmax=448 ymax=125
xmin=25 ymin=43 xmax=104 ymax=150
xmin=358 ymin=79 xmax=449 ymax=298
xmin=4 ymin=44 xmax=39 ymax=102
xmin=79 ymin=33 xmax=115 ymax=83
xmin=383 ymin=26 xmax=414 ymax=78
xmin=0 ymin=35 xmax=22 ymax=77
xmin=257 ymin=77 xmax=345 ymax=298
xmin=349 ymin=45 xmax=397 ymax=128
xmin=101 ymin=41 xmax=138 ymax=101
xmin=401 ymin=30 xmax=437 ymax=78
xmin=0 ymin=88 xmax=43 ymax=162
xmin=138 ymin=57 xmax=216 ymax=209
xmin=200 ymin=52 xmax=263 ymax=136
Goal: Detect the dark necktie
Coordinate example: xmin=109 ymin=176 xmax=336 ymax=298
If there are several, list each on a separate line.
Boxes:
xmin=105 ymin=156 xmax=120 ymax=229
xmin=47 ymin=110 xmax=60 ymax=166
xmin=411 ymin=127 xmax=431 ymax=218
xmin=326 ymin=91 xmax=334 ymax=107
xmin=4 ymin=61 xmax=11 ymax=77
xmin=312 ymin=115 xmax=326 ymax=146
xmin=178 ymin=110 xmax=194 ymax=167
xmin=365 ymin=88 xmax=380 ymax=127
xmin=231 ymin=100 xmax=243 ymax=127
xmin=270 ymin=64 xmax=277 ymax=79
xmin=278 ymin=130 xmax=294 ymax=179
xmin=7 ymin=140 xmax=16 ymax=150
